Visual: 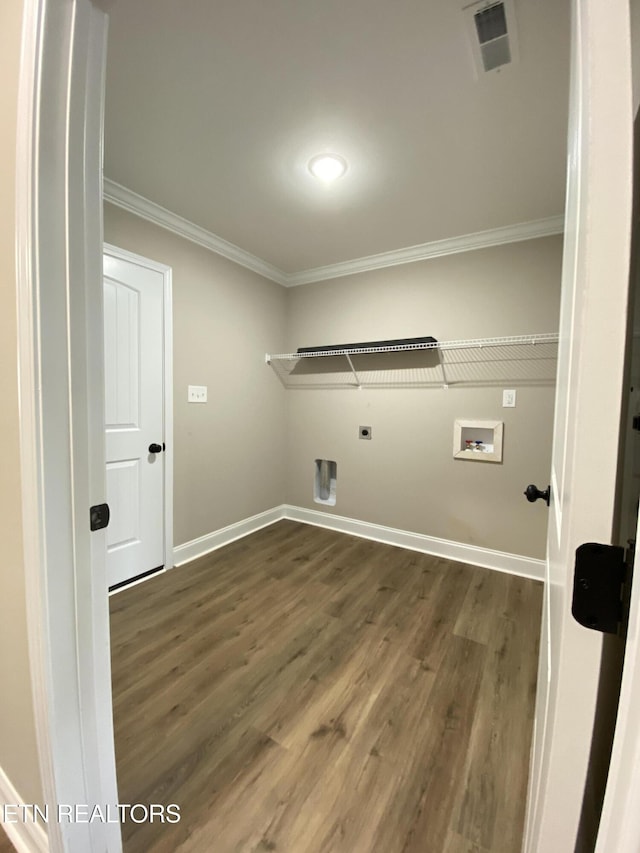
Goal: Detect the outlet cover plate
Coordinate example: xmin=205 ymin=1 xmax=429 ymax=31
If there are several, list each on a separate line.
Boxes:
xmin=188 ymin=385 xmax=208 ymax=403
xmin=502 ymin=389 xmax=516 ymax=408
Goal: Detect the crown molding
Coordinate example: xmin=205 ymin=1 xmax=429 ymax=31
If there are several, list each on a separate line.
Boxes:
xmin=103 ymin=178 xmax=563 ymax=288
xmin=103 ymin=179 xmax=287 ymax=285
xmin=286 ymin=215 xmax=565 ymax=286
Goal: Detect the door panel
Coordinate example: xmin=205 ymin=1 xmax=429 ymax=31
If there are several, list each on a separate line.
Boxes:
xmin=106 ymin=460 xmax=141 ymax=549
xmin=104 ymin=253 xmax=165 ymax=588
xmin=104 ymin=278 xmax=140 ymax=429
xmin=595 ymin=107 xmax=640 ymax=853
xmin=525 ymin=2 xmax=633 ymax=851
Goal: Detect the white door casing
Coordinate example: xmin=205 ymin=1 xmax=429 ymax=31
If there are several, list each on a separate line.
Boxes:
xmin=595 ymin=513 xmax=640 ymax=852
xmin=16 ymin=1 xmax=121 ymax=851
xmin=103 ymin=246 xmax=172 ymax=589
xmin=525 ymin=2 xmax=633 ymax=852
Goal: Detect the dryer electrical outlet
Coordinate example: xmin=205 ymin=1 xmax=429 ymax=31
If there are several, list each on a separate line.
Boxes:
xmin=188 ymin=385 xmax=208 ymax=403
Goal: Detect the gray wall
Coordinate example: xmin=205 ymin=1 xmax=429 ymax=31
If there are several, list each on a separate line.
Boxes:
xmin=285 ymin=238 xmax=563 ymax=558
xmin=104 ymin=206 xmax=561 ymax=559
xmin=104 ymin=205 xmax=288 ymax=547
xmin=0 ymin=0 xmax=45 ymax=806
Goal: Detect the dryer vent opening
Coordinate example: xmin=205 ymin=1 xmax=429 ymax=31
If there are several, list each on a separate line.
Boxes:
xmin=314 ymin=459 xmax=337 ymax=506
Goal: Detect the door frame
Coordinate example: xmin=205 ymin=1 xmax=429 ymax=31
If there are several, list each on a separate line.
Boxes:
xmin=16 ymin=1 xmax=120 ymax=851
xmin=595 ymin=510 xmax=640 ymax=851
xmin=103 ymin=242 xmax=174 ymax=586
xmin=14 ymin=2 xmax=639 ymax=853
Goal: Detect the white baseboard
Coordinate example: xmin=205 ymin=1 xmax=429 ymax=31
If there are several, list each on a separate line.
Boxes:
xmin=283 ymin=505 xmax=545 ymax=581
xmin=172 ymin=503 xmax=544 ymax=581
xmin=173 ymin=506 xmax=286 ymax=566
xmin=0 ymin=765 xmax=49 ymax=852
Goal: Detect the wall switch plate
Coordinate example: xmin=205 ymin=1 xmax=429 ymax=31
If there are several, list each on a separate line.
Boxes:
xmin=359 ymin=425 xmax=372 ymax=440
xmin=188 ymin=385 xmax=207 ymax=403
xmin=502 ymin=389 xmax=516 ymax=408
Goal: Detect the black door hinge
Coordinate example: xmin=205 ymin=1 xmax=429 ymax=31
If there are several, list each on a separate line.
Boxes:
xmin=90 ymin=503 xmax=110 ymax=531
xmin=572 ymin=542 xmax=627 ymax=634
xmin=633 ymin=415 xmax=640 ymax=431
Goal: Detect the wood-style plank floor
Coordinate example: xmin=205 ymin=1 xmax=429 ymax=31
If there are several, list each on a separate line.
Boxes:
xmin=110 ymin=521 xmax=542 ymax=853
xmin=0 ymin=828 xmax=15 ymax=853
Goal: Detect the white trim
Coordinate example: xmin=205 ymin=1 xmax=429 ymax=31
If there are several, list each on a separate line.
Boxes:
xmin=103 ymin=243 xmax=174 ymax=575
xmin=285 ymin=216 xmax=565 ymax=286
xmin=69 ymin=12 xmax=122 ymax=852
xmin=594 ymin=508 xmax=640 ymax=852
xmin=16 ymin=2 xmax=121 ymax=852
xmin=173 ymin=507 xmax=287 ymax=566
xmin=15 ymin=0 xmax=58 ymax=838
xmin=524 ymin=581 xmax=552 ymax=851
xmin=283 ymin=505 xmax=545 ymax=580
xmin=103 ymin=179 xmax=287 ymax=286
xmin=102 ymin=241 xmax=171 ymax=277
xmin=0 ymin=765 xmax=49 ymax=853
xmin=172 ymin=505 xmax=544 ymax=580
xmin=104 ymin=178 xmax=564 ymax=288
xmin=163 ymin=270 xmax=174 ymax=572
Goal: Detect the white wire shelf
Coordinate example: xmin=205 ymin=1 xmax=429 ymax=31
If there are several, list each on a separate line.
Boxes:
xmin=266 ymin=333 xmax=559 ymax=389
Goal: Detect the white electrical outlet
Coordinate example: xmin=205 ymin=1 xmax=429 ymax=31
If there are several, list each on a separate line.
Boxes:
xmin=188 ymin=385 xmax=207 ymax=403
xmin=502 ymin=389 xmax=516 ymax=408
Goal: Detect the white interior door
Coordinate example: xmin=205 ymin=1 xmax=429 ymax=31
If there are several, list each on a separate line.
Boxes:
xmin=104 ymin=248 xmax=166 ymax=589
xmin=525 ymin=2 xmax=633 ymax=851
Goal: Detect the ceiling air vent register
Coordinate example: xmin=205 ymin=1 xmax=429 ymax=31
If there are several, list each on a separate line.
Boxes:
xmin=463 ymin=0 xmax=519 ymax=77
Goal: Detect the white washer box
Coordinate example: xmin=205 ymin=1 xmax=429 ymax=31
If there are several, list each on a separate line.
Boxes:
xmin=453 ymin=419 xmax=504 ymax=463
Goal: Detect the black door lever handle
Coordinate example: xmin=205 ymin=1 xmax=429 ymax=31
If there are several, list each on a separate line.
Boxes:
xmin=524 ymin=484 xmax=550 ymax=506
xmin=148 ymin=443 xmax=162 ymax=454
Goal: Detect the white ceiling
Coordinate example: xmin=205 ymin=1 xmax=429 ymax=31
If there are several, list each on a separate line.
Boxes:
xmin=104 ymin=0 xmax=570 ymax=276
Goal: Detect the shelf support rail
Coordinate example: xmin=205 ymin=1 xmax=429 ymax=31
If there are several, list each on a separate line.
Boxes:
xmin=437 ymin=350 xmax=449 ymax=389
xmin=344 ymin=352 xmax=362 ymax=388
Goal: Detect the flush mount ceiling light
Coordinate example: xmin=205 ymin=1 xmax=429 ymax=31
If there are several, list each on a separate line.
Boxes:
xmin=308 ymin=153 xmax=348 ymax=182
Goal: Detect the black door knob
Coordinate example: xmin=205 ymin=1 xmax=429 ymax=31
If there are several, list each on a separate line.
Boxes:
xmin=524 ymin=484 xmax=550 ymax=506
xmin=148 ymin=443 xmax=163 ymax=454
